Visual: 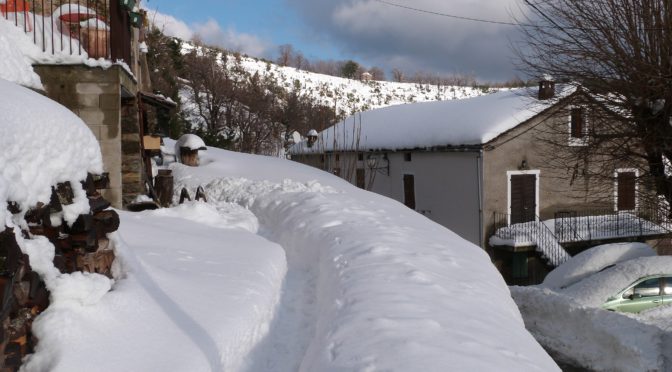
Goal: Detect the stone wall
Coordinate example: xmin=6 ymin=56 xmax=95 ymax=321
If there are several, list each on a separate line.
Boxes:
xmin=33 ymin=64 xmax=139 ymax=208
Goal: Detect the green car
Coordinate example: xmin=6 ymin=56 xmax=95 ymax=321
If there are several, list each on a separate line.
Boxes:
xmin=602 ymin=275 xmax=672 ymax=313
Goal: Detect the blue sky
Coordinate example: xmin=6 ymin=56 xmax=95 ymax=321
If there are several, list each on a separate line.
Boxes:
xmin=146 ymin=0 xmax=526 ymax=81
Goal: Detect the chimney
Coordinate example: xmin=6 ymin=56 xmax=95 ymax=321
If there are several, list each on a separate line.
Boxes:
xmin=306 ymin=129 xmax=318 ymax=148
xmin=538 ymin=74 xmax=555 ymax=100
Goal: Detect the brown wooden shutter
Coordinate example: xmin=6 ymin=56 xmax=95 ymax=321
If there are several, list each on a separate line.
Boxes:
xmin=571 ymin=108 xmax=584 ymax=138
xmin=403 ymin=174 xmax=416 ymax=209
xmin=510 ymin=174 xmax=536 ymax=224
xmin=617 ymin=172 xmax=636 ymax=210
xmin=356 ymin=169 xmax=365 ymax=189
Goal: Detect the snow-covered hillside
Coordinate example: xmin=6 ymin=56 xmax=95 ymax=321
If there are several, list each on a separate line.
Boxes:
xmin=181 ymin=43 xmax=492 ymax=117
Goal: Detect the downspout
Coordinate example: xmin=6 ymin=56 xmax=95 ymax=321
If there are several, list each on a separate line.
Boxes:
xmin=477 ymin=149 xmax=484 ymax=247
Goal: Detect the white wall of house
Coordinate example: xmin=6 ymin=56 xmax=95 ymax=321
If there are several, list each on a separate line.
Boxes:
xmin=368 ymin=151 xmax=482 ymax=246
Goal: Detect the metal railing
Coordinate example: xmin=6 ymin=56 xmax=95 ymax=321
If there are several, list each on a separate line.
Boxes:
xmin=491 ymin=212 xmax=570 ymax=267
xmin=1 ymin=0 xmax=132 ymax=65
xmin=553 ymin=208 xmax=670 ymax=243
xmin=493 ymin=207 xmax=671 ymax=248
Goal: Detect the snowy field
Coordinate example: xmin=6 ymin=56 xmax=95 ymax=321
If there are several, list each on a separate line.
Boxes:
xmin=511 ymin=243 xmax=672 ymax=371
xmin=14 ymin=139 xmax=560 ymax=371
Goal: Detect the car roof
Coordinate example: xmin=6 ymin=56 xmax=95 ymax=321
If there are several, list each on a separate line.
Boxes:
xmin=542 ymin=242 xmax=655 ymax=290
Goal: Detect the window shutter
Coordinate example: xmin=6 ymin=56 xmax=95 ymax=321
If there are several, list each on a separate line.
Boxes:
xmin=403 ymin=174 xmax=416 ymax=209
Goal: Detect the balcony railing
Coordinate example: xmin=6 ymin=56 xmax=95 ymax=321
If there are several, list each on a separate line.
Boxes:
xmin=1 ymin=0 xmax=134 ymax=65
xmin=493 ymin=207 xmax=670 ymax=248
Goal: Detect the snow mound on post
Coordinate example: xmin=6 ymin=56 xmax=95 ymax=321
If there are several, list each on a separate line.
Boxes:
xmin=0 ymin=78 xmax=103 ymax=229
xmin=542 ymin=242 xmax=655 ymax=289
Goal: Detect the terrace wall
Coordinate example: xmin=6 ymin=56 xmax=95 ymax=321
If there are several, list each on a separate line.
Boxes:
xmin=34 ymin=64 xmax=140 ymax=208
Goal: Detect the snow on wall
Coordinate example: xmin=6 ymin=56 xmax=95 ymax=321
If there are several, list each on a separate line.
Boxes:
xmin=0 ymin=78 xmax=102 ymax=229
xmin=0 ymin=78 xmax=110 ymax=371
xmin=0 ymin=17 xmax=43 ymax=88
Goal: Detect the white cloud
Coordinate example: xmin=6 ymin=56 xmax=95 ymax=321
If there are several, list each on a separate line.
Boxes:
xmin=146 ymin=10 xmax=194 ymax=40
xmin=286 ymin=0 xmax=528 ymax=80
xmin=192 ymin=19 xmax=270 ymax=57
xmin=144 ymin=11 xmax=271 ymax=58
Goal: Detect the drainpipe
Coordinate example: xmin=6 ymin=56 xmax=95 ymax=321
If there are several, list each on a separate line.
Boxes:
xmin=477 ymin=149 xmax=484 ymax=247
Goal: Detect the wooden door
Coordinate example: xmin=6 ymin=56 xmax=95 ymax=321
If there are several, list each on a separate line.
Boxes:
xmin=617 ymin=171 xmax=636 ymax=210
xmin=510 ymin=174 xmax=536 ymax=224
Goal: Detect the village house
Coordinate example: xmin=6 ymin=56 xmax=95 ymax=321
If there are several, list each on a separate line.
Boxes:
xmin=2 ymin=0 xmax=175 ymax=208
xmin=291 ymin=80 xmax=672 ymax=284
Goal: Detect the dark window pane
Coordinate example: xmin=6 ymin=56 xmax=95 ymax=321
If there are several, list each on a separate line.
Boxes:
xmin=570 ymin=107 xmax=584 ymax=138
xmin=633 ymin=278 xmax=660 ymax=297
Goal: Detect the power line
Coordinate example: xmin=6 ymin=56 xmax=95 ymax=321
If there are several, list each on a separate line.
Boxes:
xmin=373 ymin=0 xmax=526 ymax=27
xmin=373 ymin=0 xmax=672 ymax=31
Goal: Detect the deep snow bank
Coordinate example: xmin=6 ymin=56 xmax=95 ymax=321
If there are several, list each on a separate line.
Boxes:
xmin=29 ymin=203 xmax=287 ymax=372
xmin=512 ymin=286 xmax=665 ymax=371
xmin=170 ymin=144 xmax=559 ymax=371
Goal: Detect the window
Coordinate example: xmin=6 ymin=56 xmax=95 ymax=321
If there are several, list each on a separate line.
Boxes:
xmin=622 ymin=278 xmax=661 ymax=298
xmin=358 ymin=153 xmax=364 ymax=161
xmin=615 ymin=169 xmax=637 ymax=211
xmin=403 ymin=174 xmax=416 ymax=209
xmin=568 ymin=106 xmax=588 ymax=146
xmin=404 ymin=152 xmax=412 ymax=162
xmin=663 ymin=277 xmax=672 ymax=295
xmin=335 ymin=154 xmax=340 ymax=162
xmin=570 ymin=107 xmax=585 ymax=138
xmin=356 ymin=168 xmax=365 ymax=189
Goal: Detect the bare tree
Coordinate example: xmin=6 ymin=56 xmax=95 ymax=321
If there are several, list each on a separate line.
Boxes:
xmin=369 ymin=66 xmax=386 ymax=81
xmin=182 ymin=48 xmax=234 ymax=136
xmin=277 ymin=44 xmax=294 ymax=67
xmin=294 ymin=51 xmax=307 ymax=70
xmin=517 ymin=0 xmax=672 ymax=210
xmin=391 ymin=68 xmax=404 ymax=82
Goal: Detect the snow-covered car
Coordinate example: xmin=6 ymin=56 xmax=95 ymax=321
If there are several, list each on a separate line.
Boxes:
xmin=511 ymin=243 xmax=672 ymax=371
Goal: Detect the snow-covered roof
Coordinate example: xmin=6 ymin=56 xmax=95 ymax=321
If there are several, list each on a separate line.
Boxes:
xmin=0 ymin=78 xmax=103 ymax=229
xmin=292 ymin=86 xmax=574 ymax=153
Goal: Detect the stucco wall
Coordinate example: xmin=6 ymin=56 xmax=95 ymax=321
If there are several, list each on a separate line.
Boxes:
xmin=293 ymin=151 xmax=482 ymax=245
xmin=380 ymin=151 xmax=482 ymax=245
